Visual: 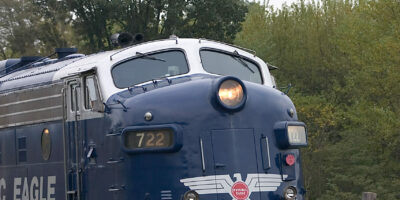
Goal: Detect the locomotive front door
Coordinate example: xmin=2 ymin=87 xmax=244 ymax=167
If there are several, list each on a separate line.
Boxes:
xmin=63 ymin=78 xmax=85 ymax=200
xmin=211 ymin=129 xmax=262 ymax=200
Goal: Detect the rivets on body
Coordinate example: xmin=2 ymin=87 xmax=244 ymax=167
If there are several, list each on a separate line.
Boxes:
xmin=288 ymin=108 xmax=294 ymax=118
xmin=144 ymin=112 xmax=153 ymax=121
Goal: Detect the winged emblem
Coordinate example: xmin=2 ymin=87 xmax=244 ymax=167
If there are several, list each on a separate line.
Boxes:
xmin=180 ymin=173 xmax=287 ymax=200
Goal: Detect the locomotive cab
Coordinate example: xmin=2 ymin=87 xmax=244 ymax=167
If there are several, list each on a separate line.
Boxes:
xmin=73 ymin=38 xmax=306 ymax=200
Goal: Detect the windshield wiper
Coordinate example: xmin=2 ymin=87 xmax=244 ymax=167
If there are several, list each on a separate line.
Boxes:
xmin=136 ymin=52 xmax=166 ymax=62
xmin=232 ymin=50 xmax=254 ymax=73
xmin=267 ymin=63 xmax=279 ymax=70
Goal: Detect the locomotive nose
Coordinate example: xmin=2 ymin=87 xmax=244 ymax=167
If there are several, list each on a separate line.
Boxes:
xmin=113 ymin=75 xmax=305 ymax=200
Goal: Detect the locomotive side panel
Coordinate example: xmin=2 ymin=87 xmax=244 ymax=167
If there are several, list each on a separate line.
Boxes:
xmin=0 ymin=121 xmax=65 ymax=200
xmin=0 ymin=83 xmax=65 ymax=200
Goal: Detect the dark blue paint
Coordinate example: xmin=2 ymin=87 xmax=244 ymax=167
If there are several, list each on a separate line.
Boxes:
xmin=0 ymin=121 xmax=65 ymax=200
xmin=98 ymin=74 xmax=305 ymax=200
xmin=0 ymin=73 xmax=307 ymax=200
xmin=280 ymin=153 xmax=296 ymax=181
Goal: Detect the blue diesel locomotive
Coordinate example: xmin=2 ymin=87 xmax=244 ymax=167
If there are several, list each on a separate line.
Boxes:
xmin=0 ymin=36 xmax=308 ymax=200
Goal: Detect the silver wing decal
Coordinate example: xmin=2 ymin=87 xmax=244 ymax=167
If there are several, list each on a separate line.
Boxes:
xmin=180 ymin=175 xmax=234 ymax=195
xmin=180 ymin=173 xmax=287 ymax=200
xmin=245 ymin=174 xmax=287 ymax=195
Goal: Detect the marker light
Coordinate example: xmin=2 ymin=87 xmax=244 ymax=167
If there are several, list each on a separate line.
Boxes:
xmin=284 ymin=186 xmax=297 ymax=200
xmin=41 ymin=128 xmax=51 ymax=160
xmin=285 ymin=154 xmax=296 ymax=166
xmin=287 ymin=125 xmax=307 ymax=146
xmin=216 ymin=77 xmax=247 ymax=110
xmin=274 ymin=122 xmax=308 ymax=149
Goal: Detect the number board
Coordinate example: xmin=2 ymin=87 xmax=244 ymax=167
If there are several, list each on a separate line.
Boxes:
xmin=124 ymin=129 xmax=174 ymax=149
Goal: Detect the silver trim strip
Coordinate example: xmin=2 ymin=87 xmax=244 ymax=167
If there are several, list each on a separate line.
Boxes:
xmin=200 ymin=138 xmax=205 ymax=172
xmin=108 ymin=188 xmax=123 ymax=192
xmin=266 ymin=137 xmax=271 ymax=169
xmin=0 ymin=94 xmax=62 ymax=108
xmin=0 ymin=105 xmax=62 ymax=118
xmin=0 ymin=83 xmax=62 ymax=96
xmin=0 ymin=117 xmax=63 ymax=129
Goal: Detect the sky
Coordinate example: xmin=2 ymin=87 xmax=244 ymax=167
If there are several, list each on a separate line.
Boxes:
xmin=265 ymin=0 xmax=299 ymax=9
xmin=253 ymin=0 xmax=312 ymax=9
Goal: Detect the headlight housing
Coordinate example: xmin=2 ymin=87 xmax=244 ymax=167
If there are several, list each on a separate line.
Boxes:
xmin=274 ymin=121 xmax=308 ymax=149
xmin=214 ymin=76 xmax=247 ymax=111
xmin=183 ymin=190 xmax=200 ymax=200
xmin=283 ymin=186 xmax=297 ymax=200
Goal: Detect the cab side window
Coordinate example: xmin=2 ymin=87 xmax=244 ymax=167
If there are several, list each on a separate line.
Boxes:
xmin=84 ymin=75 xmax=99 ymax=110
xmin=65 ymin=74 xmax=104 ymax=122
xmin=70 ymin=83 xmax=79 ymax=112
xmin=82 ymin=74 xmax=103 ymax=113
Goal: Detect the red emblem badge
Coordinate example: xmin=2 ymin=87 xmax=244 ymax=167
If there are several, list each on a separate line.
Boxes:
xmin=231 ymin=181 xmax=249 ymax=200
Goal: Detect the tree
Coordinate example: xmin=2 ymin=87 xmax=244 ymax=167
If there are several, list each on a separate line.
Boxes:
xmin=66 ymin=0 xmax=248 ymax=52
xmin=0 ymin=0 xmax=39 ymax=58
xmin=179 ymin=0 xmax=247 ymax=42
xmin=235 ymin=1 xmax=400 ymax=199
xmin=0 ymin=0 xmax=74 ymax=59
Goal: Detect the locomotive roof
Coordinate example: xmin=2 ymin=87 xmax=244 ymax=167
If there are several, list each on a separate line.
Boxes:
xmin=0 ymin=38 xmax=271 ymax=98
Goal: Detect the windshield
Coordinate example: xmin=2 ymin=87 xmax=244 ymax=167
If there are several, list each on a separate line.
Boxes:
xmin=200 ymin=50 xmax=263 ymax=84
xmin=112 ymin=50 xmax=189 ymax=88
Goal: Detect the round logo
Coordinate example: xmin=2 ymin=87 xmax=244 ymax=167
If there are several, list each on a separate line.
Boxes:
xmin=231 ymin=181 xmax=249 ymax=200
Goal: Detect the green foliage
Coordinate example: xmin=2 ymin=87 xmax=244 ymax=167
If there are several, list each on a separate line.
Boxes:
xmin=0 ymin=0 xmax=73 ymax=59
xmin=236 ymin=1 xmax=400 ymax=199
xmin=61 ymin=0 xmax=247 ymax=52
xmin=0 ymin=0 xmax=248 ymax=57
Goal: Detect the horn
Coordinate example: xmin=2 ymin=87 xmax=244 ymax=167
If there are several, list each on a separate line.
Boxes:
xmin=110 ymin=32 xmax=144 ymax=48
xmin=110 ymin=32 xmax=134 ymax=47
xmin=118 ymin=32 xmax=134 ymax=47
xmin=133 ymin=33 xmax=144 ymax=43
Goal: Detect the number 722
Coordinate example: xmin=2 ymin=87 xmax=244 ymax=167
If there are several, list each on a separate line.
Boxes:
xmin=136 ymin=132 xmax=166 ymax=147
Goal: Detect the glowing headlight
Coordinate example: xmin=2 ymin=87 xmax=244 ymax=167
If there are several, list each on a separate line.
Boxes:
xmin=216 ymin=77 xmax=246 ymax=110
xmin=274 ymin=122 xmax=308 ymax=149
xmin=219 ymin=80 xmax=243 ymax=106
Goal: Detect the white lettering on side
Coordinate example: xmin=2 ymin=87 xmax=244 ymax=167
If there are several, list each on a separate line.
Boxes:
xmin=22 ymin=177 xmax=29 ymax=200
xmin=39 ymin=177 xmax=46 ymax=200
xmin=47 ymin=176 xmax=56 ymax=200
xmin=30 ymin=176 xmax=39 ymax=200
xmin=14 ymin=177 xmax=22 ymax=200
xmin=0 ymin=178 xmax=6 ymax=200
